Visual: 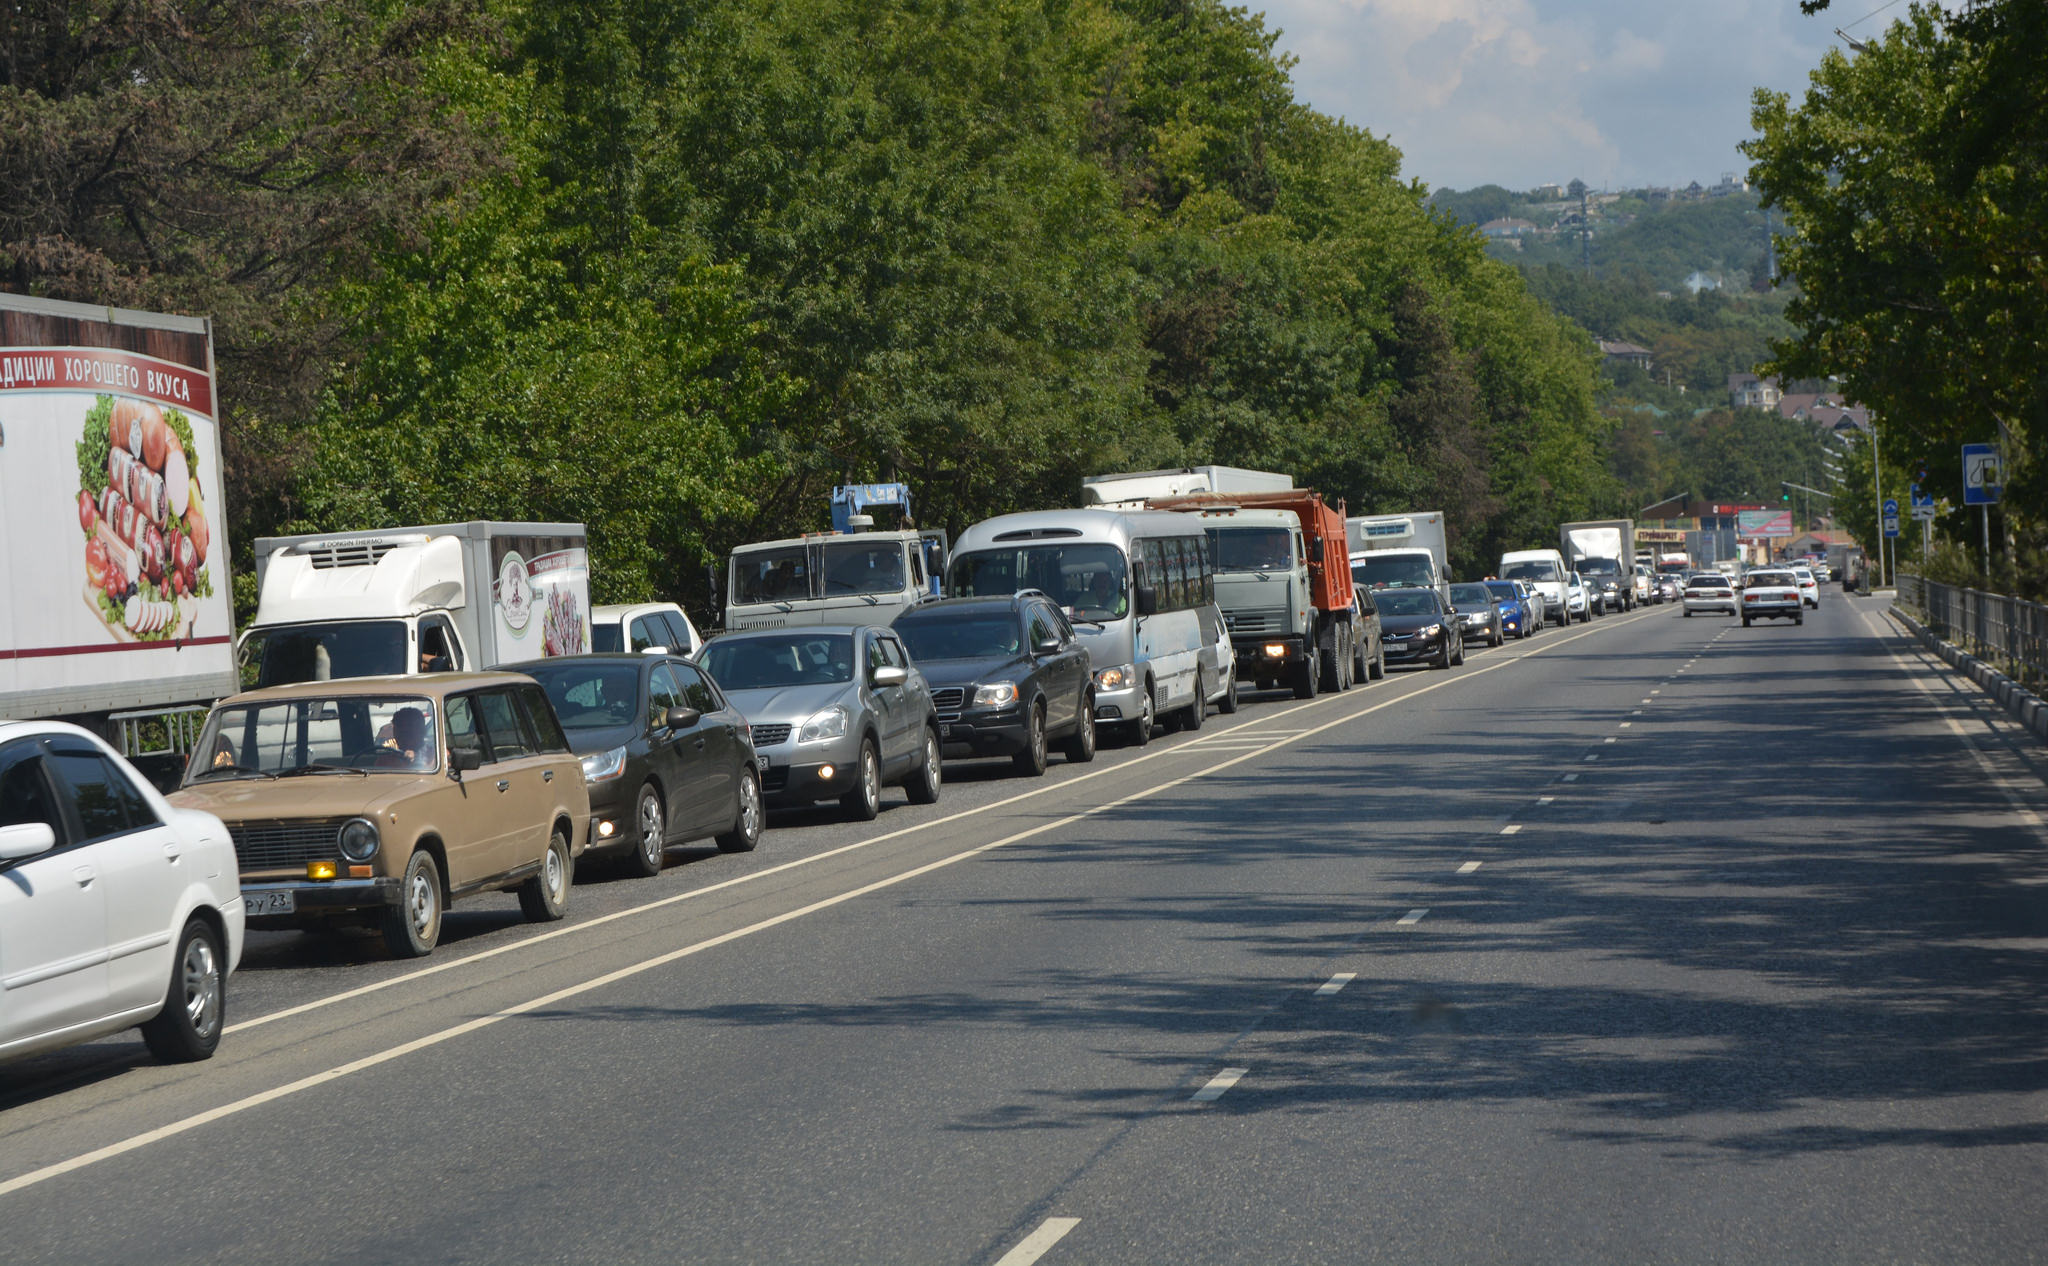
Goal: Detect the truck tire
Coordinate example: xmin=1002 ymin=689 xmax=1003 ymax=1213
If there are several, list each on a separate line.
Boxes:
xmin=1291 ymin=651 xmax=1318 ymax=699
xmin=1319 ymin=627 xmax=1347 ymax=694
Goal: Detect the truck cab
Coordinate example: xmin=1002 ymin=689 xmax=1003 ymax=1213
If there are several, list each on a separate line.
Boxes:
xmin=724 ymin=529 xmax=944 ymax=632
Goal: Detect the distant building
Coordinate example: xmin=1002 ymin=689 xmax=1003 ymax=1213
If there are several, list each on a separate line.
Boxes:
xmin=1777 ymin=392 xmax=1872 ymax=432
xmin=1728 ymin=372 xmax=1781 ymax=409
xmin=1684 ymin=270 xmax=1722 ymax=294
xmin=1530 ymin=182 xmax=1567 ymax=201
xmin=1709 ymin=173 xmax=1749 ymax=197
xmin=1478 ymin=217 xmax=1539 ymax=239
xmin=1598 ymin=340 xmax=1654 ymax=372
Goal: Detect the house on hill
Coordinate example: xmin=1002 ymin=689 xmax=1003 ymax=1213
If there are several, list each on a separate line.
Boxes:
xmin=1728 ymin=372 xmax=1781 ymax=409
xmin=1598 ymin=340 xmax=1653 ymax=372
xmin=1478 ymin=217 xmax=1539 ymax=239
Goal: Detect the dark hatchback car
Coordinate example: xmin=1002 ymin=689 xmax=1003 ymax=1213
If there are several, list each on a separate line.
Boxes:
xmin=1378 ymin=587 xmax=1465 ymax=669
xmin=893 ymin=593 xmax=1096 ymax=775
xmin=506 ymin=654 xmax=762 ymax=877
xmin=1447 ymin=582 xmax=1505 ymax=649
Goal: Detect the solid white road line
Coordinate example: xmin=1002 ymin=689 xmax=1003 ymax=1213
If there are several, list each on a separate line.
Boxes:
xmin=1191 ymin=1069 xmax=1248 ymax=1102
xmin=1314 ymin=973 xmax=1356 ymax=997
xmin=994 ymin=1217 xmax=1082 ymax=1266
xmin=1397 ymin=909 xmax=1428 ymax=925
xmin=1458 ymin=861 xmax=1482 ymax=874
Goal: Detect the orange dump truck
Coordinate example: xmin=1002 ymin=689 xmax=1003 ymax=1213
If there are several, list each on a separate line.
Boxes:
xmin=1146 ymin=490 xmax=1368 ymax=697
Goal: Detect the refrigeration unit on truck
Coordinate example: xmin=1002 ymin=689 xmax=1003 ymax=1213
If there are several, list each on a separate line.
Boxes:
xmin=1081 ymin=465 xmax=1293 ymax=509
xmin=240 ymin=521 xmax=592 ymax=687
xmin=1148 ymin=490 xmax=1360 ymax=698
xmin=0 ymin=292 xmax=236 ymax=775
xmin=1559 ymin=519 xmax=1637 ymax=612
xmin=1346 ymin=511 xmax=1449 ymax=601
xmin=723 ymin=483 xmax=947 ymax=631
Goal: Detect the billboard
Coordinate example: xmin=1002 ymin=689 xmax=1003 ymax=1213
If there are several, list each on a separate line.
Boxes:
xmin=1736 ymin=510 xmax=1795 ymax=538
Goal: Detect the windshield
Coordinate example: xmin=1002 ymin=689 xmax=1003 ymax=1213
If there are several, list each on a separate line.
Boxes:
xmin=189 ymin=695 xmax=438 ymax=778
xmin=1449 ymin=585 xmax=1493 ymax=606
xmin=1483 ymin=581 xmax=1519 ymax=602
xmin=701 ymin=633 xmax=855 ymax=690
xmin=948 ymin=543 xmax=1129 ymax=622
xmin=895 ymin=614 xmax=1022 ymax=661
xmin=1378 ymin=590 xmax=1441 ymax=617
xmin=1578 ymin=558 xmax=1621 ymax=578
xmin=1501 ymin=559 xmax=1562 ymax=583
xmin=1688 ymin=576 xmax=1730 ymax=589
xmin=591 ymin=623 xmax=624 ymax=653
xmin=730 ymin=546 xmax=812 ymax=606
xmin=1750 ymin=573 xmax=1795 ymax=587
xmin=240 ymin=621 xmax=408 ymax=689
xmin=523 ymin=662 xmax=643 ymax=730
xmin=1352 ymin=554 xmax=1435 ymax=590
xmin=1209 ymin=527 xmax=1294 ymax=573
xmin=821 ymin=541 xmax=907 ymax=596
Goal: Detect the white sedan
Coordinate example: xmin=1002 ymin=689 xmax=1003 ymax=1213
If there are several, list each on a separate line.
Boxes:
xmin=1682 ymin=573 xmax=1739 ymax=616
xmin=1790 ymin=564 xmax=1821 ymax=608
xmin=0 ymin=721 xmax=244 ymax=1064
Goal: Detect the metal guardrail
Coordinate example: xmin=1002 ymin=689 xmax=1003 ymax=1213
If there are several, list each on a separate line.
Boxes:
xmin=1895 ymin=574 xmax=2048 ymax=691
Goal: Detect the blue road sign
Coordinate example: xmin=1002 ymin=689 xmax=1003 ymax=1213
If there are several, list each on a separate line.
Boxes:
xmin=1963 ymin=443 xmax=2002 ymax=505
xmin=1882 ymin=497 xmax=1900 ymax=538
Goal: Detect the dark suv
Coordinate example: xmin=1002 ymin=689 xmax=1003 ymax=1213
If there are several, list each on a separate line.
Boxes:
xmin=892 ymin=593 xmax=1095 ymax=775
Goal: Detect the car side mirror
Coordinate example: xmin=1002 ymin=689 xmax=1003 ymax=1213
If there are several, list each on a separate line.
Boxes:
xmin=1033 ymin=637 xmax=1061 ymax=656
xmin=1134 ymin=585 xmax=1158 ymax=617
xmin=665 ymin=705 xmax=702 ymax=730
xmin=872 ymin=664 xmax=909 ymax=688
xmin=1309 ymin=537 xmax=1325 ymax=563
xmin=449 ymin=748 xmax=484 ymax=778
xmin=0 ymin=821 xmax=56 ymax=861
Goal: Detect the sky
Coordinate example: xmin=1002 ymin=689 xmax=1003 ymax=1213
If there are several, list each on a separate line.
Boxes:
xmin=1250 ymin=0 xmax=1900 ymax=193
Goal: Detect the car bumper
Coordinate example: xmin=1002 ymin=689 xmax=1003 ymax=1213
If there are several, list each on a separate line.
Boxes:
xmin=239 ymin=877 xmax=403 ymax=924
xmin=1231 ymin=634 xmax=1308 ymax=675
xmin=1094 ymin=680 xmax=1144 ymax=723
xmin=1743 ymin=600 xmax=1802 ymax=619
xmin=1683 ymin=597 xmax=1736 ymax=613
xmin=1383 ymin=633 xmax=1451 ymax=663
xmin=937 ymin=707 xmax=1029 ymax=758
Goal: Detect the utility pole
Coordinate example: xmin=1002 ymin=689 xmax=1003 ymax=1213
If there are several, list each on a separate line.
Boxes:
xmin=1569 ymin=178 xmax=1590 ymax=275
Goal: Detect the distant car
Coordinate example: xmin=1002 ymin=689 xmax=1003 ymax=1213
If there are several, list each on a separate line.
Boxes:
xmin=1682 ymin=572 xmax=1738 ymax=617
xmin=1810 ymin=559 xmax=1834 ymax=582
xmin=1350 ymin=588 xmax=1387 ymax=681
xmin=1565 ymin=571 xmax=1594 ymax=621
xmin=173 ymin=673 xmax=590 ymax=958
xmin=591 ymin=602 xmax=702 ymax=659
xmin=892 ymin=592 xmax=1096 ymax=774
xmin=507 ymin=654 xmax=763 ymax=877
xmin=1741 ymin=569 xmax=1805 ymax=626
xmin=1 ymin=722 xmax=245 ymax=1064
xmin=1656 ymin=575 xmax=1683 ymax=604
xmin=1790 ymin=564 xmax=1820 ymax=608
xmin=1632 ymin=564 xmax=1655 ymax=606
xmin=701 ymin=625 xmax=941 ymax=820
xmin=1378 ymin=587 xmax=1464 ymax=669
xmin=1449 ymin=582 xmax=1506 ymax=648
xmin=1482 ymin=579 xmax=1537 ymax=638
xmin=1579 ymin=560 xmax=1630 ymax=612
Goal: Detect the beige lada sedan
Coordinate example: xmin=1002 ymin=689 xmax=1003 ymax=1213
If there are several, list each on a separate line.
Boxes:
xmin=170 ymin=672 xmax=590 ymax=958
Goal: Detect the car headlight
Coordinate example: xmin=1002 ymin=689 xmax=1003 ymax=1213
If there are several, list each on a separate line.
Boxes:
xmin=798 ymin=704 xmax=851 ymax=744
xmin=580 ymin=745 xmax=629 ymax=783
xmin=1094 ymin=664 xmax=1133 ymax=691
xmin=338 ymin=817 xmax=381 ymax=863
xmin=1421 ymin=623 xmax=1442 ymax=636
xmin=972 ymin=682 xmax=1018 ymax=708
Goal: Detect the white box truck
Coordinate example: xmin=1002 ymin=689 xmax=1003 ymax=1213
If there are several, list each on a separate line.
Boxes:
xmin=1559 ymin=519 xmax=1637 ymax=612
xmin=1346 ymin=511 xmax=1449 ymax=601
xmin=239 ymin=521 xmax=592 ymax=687
xmin=0 ymin=293 xmax=237 ymax=746
xmin=1081 ymin=465 xmax=1293 ymax=508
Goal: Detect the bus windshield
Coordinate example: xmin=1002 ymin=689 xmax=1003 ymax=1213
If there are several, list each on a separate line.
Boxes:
xmin=949 ymin=544 xmax=1129 ymax=621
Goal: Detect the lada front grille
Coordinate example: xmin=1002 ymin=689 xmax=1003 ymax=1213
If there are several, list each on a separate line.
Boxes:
xmin=751 ymin=723 xmax=793 ymax=747
xmin=229 ymin=820 xmax=345 ymax=871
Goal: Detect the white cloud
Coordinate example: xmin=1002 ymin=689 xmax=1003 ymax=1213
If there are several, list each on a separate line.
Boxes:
xmin=1255 ymin=0 xmax=1840 ymax=191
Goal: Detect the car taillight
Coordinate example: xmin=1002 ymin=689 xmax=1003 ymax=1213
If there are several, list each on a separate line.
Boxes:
xmin=1744 ymin=594 xmax=1759 ymax=602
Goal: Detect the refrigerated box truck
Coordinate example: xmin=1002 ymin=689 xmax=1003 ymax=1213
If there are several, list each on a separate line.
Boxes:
xmin=1346 ymin=511 xmax=1449 ymax=601
xmin=240 ymin=522 xmax=592 ymax=687
xmin=0 ymin=292 xmax=238 ymax=746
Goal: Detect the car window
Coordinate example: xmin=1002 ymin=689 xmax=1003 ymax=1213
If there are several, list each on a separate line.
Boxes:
xmin=649 ymin=664 xmax=684 ymax=727
xmin=419 ymin=614 xmax=463 ymax=671
xmin=671 ymin=663 xmax=721 ymax=714
xmin=518 ymin=684 xmax=571 ymax=753
xmin=1027 ymin=606 xmax=1058 ymax=650
xmin=863 ymin=630 xmax=889 ymax=677
xmin=1049 ymin=606 xmax=1076 ymax=642
xmin=656 ymin=612 xmax=693 ymax=655
xmin=0 ymin=745 xmax=67 ymax=847
xmin=476 ymin=689 xmax=537 ymax=761
xmin=629 ymin=616 xmax=663 ymax=652
xmin=46 ymin=746 xmax=156 ymax=844
xmin=591 ymin=620 xmax=625 ymax=653
xmin=446 ymin=696 xmax=485 ymax=765
xmin=880 ymin=634 xmax=911 ymax=672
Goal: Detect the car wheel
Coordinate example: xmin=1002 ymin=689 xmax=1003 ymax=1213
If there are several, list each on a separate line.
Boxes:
xmin=1452 ymin=636 xmax=1465 ymax=667
xmin=842 ymin=737 xmax=882 ymax=820
xmin=1491 ymin=626 xmax=1504 ymax=648
xmin=717 ymin=766 xmax=764 ymax=851
xmin=1684 ymin=608 xmax=1692 ymax=617
xmin=140 ymin=916 xmax=225 ymax=1063
xmin=1434 ymin=637 xmax=1452 ymax=670
xmin=1012 ymin=702 xmax=1050 ymax=774
xmin=1064 ymin=697 xmax=1098 ymax=762
xmin=1182 ymin=671 xmax=1207 ymax=730
xmin=1369 ymin=645 xmax=1386 ymax=679
xmin=381 ymin=848 xmax=443 ymax=959
xmin=905 ymin=726 xmax=943 ymax=803
xmin=1795 ymin=612 xmax=1804 ymax=625
xmin=1127 ymin=687 xmax=1154 ymax=747
xmin=1217 ymin=667 xmax=1240 ymax=714
xmin=623 ymin=782 xmax=666 ymax=878
xmin=519 ymin=826 xmax=573 ymax=923
xmin=1743 ymin=616 xmax=1753 ymax=627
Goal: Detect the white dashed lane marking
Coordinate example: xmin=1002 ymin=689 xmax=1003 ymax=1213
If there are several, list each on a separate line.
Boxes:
xmin=1191 ymin=1069 xmax=1248 ymax=1102
xmin=1500 ymin=824 xmax=1522 ymax=835
xmin=995 ymin=1218 xmax=1082 ymax=1266
xmin=1398 ymin=909 xmax=1429 ymax=925
xmin=1314 ymin=973 xmax=1356 ymax=997
xmin=1458 ymin=861 xmax=1482 ymax=873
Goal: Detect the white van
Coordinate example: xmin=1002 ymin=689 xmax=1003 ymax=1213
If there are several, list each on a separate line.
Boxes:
xmin=1500 ymin=548 xmax=1570 ymax=628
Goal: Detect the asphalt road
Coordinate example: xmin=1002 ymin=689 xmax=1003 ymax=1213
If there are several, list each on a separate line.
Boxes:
xmin=4 ymin=592 xmax=2045 ymax=1264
